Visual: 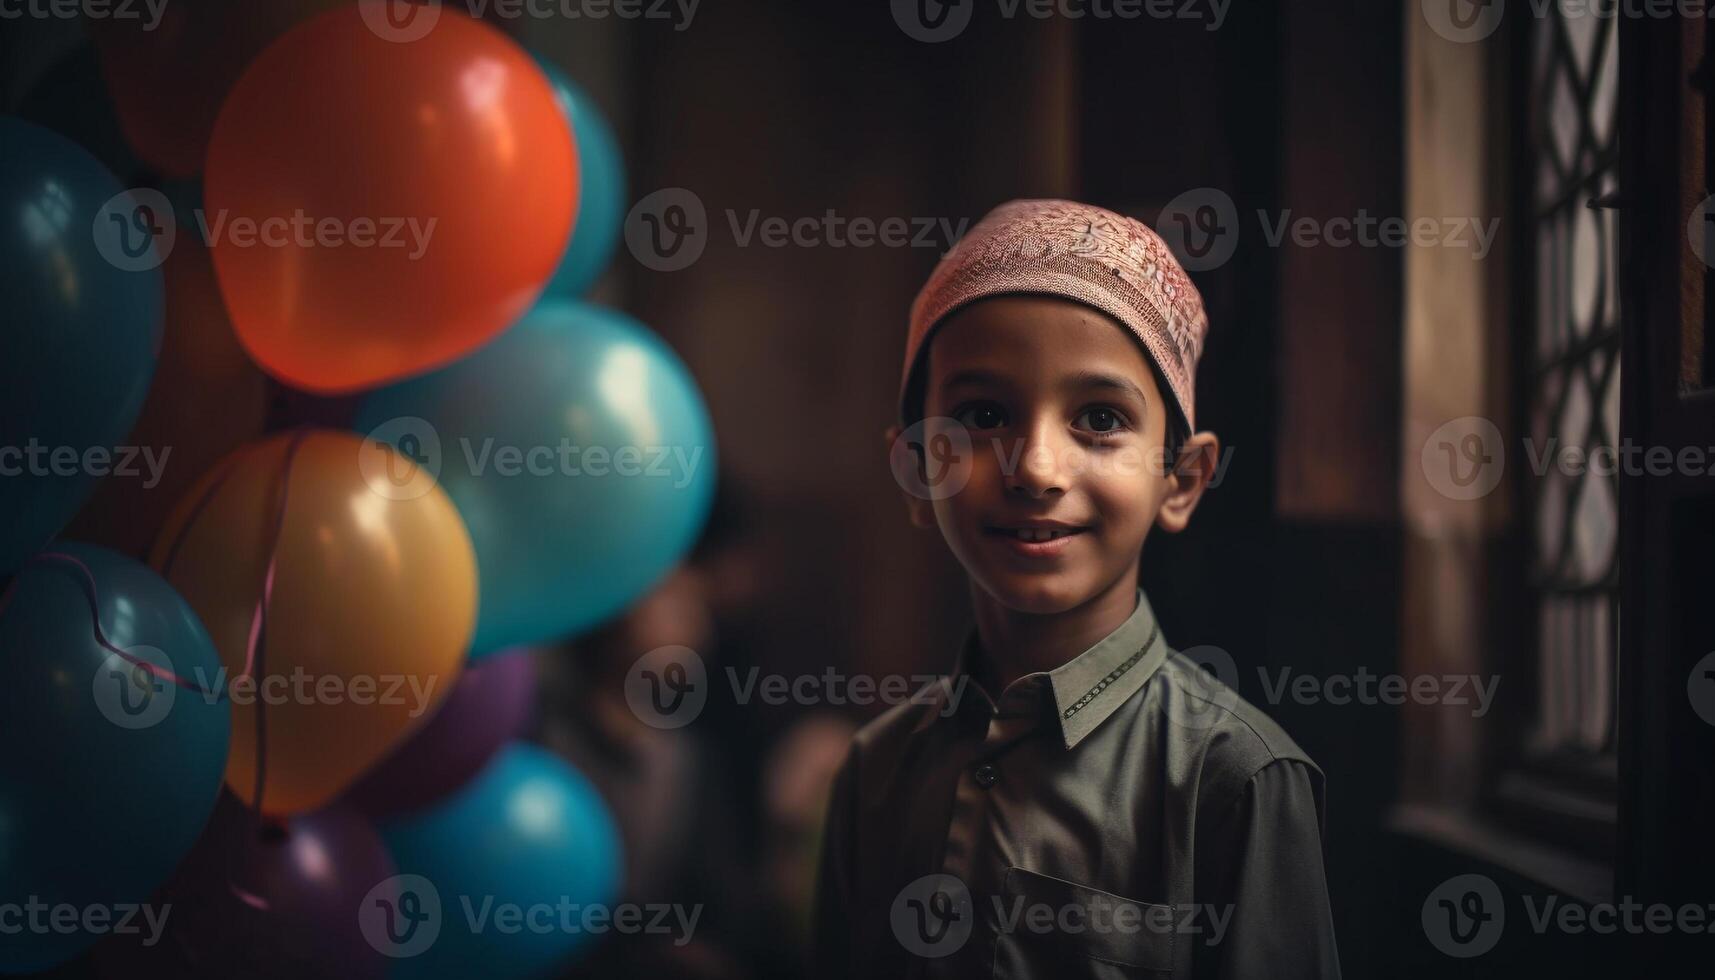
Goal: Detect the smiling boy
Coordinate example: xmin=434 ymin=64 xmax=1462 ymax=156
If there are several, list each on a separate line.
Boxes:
xmin=813 ymin=200 xmax=1340 ymax=978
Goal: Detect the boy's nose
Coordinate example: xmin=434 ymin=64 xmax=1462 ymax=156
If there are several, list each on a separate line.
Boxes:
xmin=1001 ymin=419 xmax=1079 ymax=499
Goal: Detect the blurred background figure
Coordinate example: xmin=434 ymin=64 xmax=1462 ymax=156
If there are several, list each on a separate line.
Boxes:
xmin=536 ymin=486 xmax=772 ymax=979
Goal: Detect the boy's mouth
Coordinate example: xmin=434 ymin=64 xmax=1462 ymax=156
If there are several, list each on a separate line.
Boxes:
xmin=983 ymin=521 xmax=1091 ymax=555
xmin=987 ymin=526 xmax=1086 ymax=541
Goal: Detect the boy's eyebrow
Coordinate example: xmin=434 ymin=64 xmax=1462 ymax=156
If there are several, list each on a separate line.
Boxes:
xmin=1064 ymin=370 xmax=1150 ymax=406
xmin=939 ymin=368 xmax=1151 ymax=405
xmin=939 ymin=368 xmax=1013 ymax=392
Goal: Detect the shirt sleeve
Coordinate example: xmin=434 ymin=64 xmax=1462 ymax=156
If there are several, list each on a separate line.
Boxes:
xmin=811 ymin=744 xmax=858 ymax=980
xmin=1193 ymin=758 xmax=1342 ymax=980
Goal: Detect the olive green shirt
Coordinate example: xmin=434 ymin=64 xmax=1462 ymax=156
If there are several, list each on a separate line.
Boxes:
xmin=813 ymin=589 xmax=1340 ymax=979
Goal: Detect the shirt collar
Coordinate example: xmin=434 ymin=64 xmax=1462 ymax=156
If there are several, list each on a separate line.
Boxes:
xmin=912 ymin=588 xmax=1169 ymax=750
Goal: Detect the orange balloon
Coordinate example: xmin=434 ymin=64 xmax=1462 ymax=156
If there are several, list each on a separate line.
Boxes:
xmin=64 ymin=239 xmax=270 ymax=559
xmin=87 ymin=0 xmax=347 ymax=178
xmin=149 ymin=430 xmax=477 ymax=816
xmin=204 ymin=3 xmax=579 ymax=393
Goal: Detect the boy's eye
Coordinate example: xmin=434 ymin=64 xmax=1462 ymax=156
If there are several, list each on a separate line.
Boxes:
xmin=1075 ymin=407 xmax=1128 ymax=434
xmin=954 ymin=402 xmax=1008 ymax=430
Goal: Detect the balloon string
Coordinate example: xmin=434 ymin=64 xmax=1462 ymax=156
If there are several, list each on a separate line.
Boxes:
xmin=0 ymin=552 xmax=219 ymax=695
xmin=0 ymin=430 xmax=312 ymax=914
xmin=153 ymin=428 xmax=311 ymax=911
xmin=241 ymin=429 xmax=308 ymax=828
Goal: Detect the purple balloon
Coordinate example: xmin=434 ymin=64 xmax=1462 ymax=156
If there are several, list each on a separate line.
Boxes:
xmin=93 ymin=793 xmax=395 ymax=980
xmin=341 ymin=647 xmax=539 ymax=818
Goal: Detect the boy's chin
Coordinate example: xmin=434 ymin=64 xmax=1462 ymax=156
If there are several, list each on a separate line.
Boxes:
xmin=970 ymin=572 xmax=1102 ymax=616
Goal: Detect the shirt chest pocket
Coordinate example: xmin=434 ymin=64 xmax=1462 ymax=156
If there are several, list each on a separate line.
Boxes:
xmin=990 ymin=867 xmax=1176 ymax=980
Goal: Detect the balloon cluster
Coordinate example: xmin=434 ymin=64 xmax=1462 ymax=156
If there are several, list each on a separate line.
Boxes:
xmin=1 ymin=4 xmax=710 ymax=976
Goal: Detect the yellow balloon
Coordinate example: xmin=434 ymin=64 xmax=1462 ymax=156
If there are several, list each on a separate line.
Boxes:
xmin=149 ymin=429 xmax=476 ymax=816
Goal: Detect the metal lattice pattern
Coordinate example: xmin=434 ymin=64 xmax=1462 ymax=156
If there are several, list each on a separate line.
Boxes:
xmin=1527 ymin=6 xmax=1620 ymax=754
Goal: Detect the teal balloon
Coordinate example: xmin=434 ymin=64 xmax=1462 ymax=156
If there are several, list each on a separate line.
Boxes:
xmin=379 ymin=743 xmax=623 ymax=979
xmin=354 ymin=301 xmax=716 ymax=656
xmin=535 ymin=59 xmax=625 ymax=298
xmin=0 ymin=543 xmax=231 ymax=973
xmin=0 ymin=117 xmax=164 ymax=572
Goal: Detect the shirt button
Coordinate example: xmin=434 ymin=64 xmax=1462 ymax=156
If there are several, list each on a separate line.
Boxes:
xmin=974 ymin=764 xmax=999 ymax=788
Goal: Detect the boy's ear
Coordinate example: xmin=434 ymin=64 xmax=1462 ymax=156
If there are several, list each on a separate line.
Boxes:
xmin=882 ymin=424 xmax=938 ymax=529
xmin=1156 ymin=431 xmax=1222 ymax=534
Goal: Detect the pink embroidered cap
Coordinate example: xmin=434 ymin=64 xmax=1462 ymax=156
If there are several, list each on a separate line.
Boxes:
xmin=900 ymin=199 xmax=1209 ymax=432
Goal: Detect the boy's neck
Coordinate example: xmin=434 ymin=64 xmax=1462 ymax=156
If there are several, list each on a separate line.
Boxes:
xmin=966 ymin=571 xmax=1142 ymax=696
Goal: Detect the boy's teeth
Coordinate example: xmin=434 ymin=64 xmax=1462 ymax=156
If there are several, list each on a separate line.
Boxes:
xmin=1012 ymin=528 xmax=1071 ymax=541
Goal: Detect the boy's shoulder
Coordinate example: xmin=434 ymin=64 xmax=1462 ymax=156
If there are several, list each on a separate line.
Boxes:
xmin=1154 ymin=648 xmax=1320 ymax=773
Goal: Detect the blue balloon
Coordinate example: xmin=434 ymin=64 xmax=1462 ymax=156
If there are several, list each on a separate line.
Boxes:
xmin=0 ymin=543 xmax=230 ymax=973
xmin=534 ymin=59 xmax=626 ymax=298
xmin=0 ymin=117 xmax=164 ymax=572
xmin=379 ymin=743 xmax=623 ymax=979
xmin=355 ymin=301 xmax=716 ymax=656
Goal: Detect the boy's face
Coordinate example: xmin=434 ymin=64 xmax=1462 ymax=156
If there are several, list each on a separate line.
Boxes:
xmin=892 ymin=295 xmax=1218 ymax=616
